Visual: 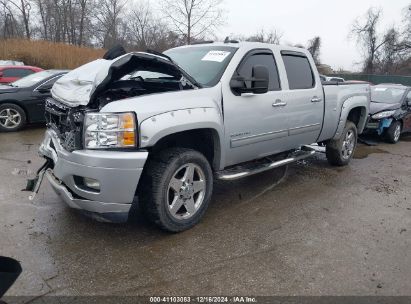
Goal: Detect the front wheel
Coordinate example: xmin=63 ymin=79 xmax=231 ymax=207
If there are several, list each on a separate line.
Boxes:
xmin=385 ymin=121 xmax=401 ymax=144
xmin=326 ymin=121 xmax=358 ymax=166
xmin=139 ymin=148 xmax=213 ymax=232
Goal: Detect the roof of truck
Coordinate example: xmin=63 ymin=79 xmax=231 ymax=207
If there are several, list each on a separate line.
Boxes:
xmin=173 ymin=41 xmax=308 ymax=53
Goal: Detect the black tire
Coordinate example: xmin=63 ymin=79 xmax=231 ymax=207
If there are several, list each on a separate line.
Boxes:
xmin=385 ymin=121 xmax=402 ymax=144
xmin=139 ymin=148 xmax=213 ymax=232
xmin=0 ymin=103 xmax=27 ymax=132
xmin=326 ymin=121 xmax=358 ymax=166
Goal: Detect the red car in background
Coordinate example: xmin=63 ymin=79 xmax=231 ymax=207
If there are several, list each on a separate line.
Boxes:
xmin=0 ymin=66 xmax=43 ymax=84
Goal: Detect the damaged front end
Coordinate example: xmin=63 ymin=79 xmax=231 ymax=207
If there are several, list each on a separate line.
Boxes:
xmin=48 ymin=51 xmax=199 ymax=151
xmin=25 ymin=51 xmax=199 ymax=200
xmin=45 ymin=98 xmax=85 ymax=151
xmin=366 ymin=117 xmax=394 ymax=136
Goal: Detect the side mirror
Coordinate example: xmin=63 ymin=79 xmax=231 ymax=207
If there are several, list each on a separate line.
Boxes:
xmin=251 ymin=65 xmax=269 ymax=94
xmin=0 ymin=72 xmax=3 ymax=78
xmin=230 ymin=65 xmax=269 ymax=95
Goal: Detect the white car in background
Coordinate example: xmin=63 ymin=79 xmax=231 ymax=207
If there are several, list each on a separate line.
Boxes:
xmin=320 ymin=75 xmax=345 ymax=83
xmin=0 ymin=60 xmax=24 ymax=66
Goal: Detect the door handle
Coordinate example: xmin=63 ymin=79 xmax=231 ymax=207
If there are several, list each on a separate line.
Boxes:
xmin=311 ymin=96 xmax=322 ymax=103
xmin=272 ymin=99 xmax=287 ymax=107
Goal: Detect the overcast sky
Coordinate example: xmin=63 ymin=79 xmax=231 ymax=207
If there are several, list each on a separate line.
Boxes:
xmin=218 ymin=0 xmax=410 ymax=71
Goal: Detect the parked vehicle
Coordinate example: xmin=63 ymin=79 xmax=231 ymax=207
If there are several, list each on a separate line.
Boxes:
xmin=320 ymin=75 xmax=345 ymax=83
xmin=347 ymin=80 xmax=374 ymax=86
xmin=29 ymin=42 xmax=370 ymax=232
xmin=365 ymin=84 xmax=411 ymax=143
xmin=0 ymin=66 xmax=43 ymax=84
xmin=328 ymin=76 xmax=345 ymax=83
xmin=0 ymin=70 xmax=69 ymax=131
xmin=0 ymin=60 xmax=24 ymax=66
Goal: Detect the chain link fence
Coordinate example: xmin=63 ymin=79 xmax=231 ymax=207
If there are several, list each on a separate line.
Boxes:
xmin=332 ymin=74 xmax=411 ymax=86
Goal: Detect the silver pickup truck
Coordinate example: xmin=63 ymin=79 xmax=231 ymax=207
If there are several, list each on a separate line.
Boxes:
xmin=29 ymin=42 xmax=370 ymax=232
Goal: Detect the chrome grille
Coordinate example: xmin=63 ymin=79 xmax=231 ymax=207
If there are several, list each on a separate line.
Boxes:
xmin=45 ymin=98 xmax=84 ymax=152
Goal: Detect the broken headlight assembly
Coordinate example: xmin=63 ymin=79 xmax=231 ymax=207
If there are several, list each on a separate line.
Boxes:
xmin=84 ymin=112 xmax=137 ymax=149
xmin=372 ymin=110 xmax=396 ymax=120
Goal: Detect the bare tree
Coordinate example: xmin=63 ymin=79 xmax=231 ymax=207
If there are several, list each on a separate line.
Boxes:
xmin=127 ymin=1 xmax=155 ymax=50
xmin=378 ymin=27 xmax=403 ymax=73
xmin=350 ymin=7 xmax=390 ymax=73
xmin=95 ymin=0 xmax=127 ymax=48
xmin=77 ymin=0 xmax=89 ymax=45
xmin=126 ymin=1 xmax=183 ymax=51
xmin=403 ymin=4 xmax=411 ymax=48
xmin=307 ymin=36 xmax=321 ymax=65
xmin=0 ymin=0 xmax=32 ymax=38
xmin=160 ymin=0 xmax=224 ymax=44
xmin=245 ymin=28 xmax=283 ymax=44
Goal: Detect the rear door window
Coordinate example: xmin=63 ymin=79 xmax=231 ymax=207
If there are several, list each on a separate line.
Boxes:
xmin=237 ymin=53 xmax=281 ymax=91
xmin=281 ymin=54 xmax=315 ymax=90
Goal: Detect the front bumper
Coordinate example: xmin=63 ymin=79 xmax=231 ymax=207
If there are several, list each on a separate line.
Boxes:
xmin=365 ymin=117 xmax=393 ymax=135
xmin=39 ymin=129 xmax=148 ymax=222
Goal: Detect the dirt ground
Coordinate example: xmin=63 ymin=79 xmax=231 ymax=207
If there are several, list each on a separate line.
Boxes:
xmin=0 ymin=127 xmax=410 ymax=298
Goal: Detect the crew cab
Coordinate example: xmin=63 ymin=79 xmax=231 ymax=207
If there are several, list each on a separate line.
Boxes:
xmin=28 ymin=42 xmax=370 ymax=232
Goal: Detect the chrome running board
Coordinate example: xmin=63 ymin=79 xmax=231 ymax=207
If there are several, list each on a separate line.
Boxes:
xmin=216 ymin=146 xmax=316 ymax=181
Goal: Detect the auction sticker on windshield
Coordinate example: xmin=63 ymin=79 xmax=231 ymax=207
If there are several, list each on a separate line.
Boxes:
xmin=201 ymin=51 xmax=231 ymax=62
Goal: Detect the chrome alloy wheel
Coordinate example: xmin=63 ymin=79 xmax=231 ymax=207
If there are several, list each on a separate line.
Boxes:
xmin=167 ymin=163 xmax=206 ymax=220
xmin=0 ymin=108 xmax=21 ymax=129
xmin=342 ymin=129 xmax=355 ymax=160
xmin=394 ymin=124 xmax=401 ymax=142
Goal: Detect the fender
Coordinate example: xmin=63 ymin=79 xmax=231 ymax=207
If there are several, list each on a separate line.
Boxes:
xmin=139 ymin=107 xmax=226 ymax=169
xmin=333 ymin=94 xmax=369 ymax=140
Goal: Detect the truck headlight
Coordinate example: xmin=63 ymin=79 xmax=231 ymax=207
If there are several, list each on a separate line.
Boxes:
xmin=372 ymin=110 xmax=396 ymax=120
xmin=84 ymin=112 xmax=137 ymax=149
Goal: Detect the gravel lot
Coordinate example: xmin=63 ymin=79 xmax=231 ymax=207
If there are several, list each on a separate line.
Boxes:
xmin=0 ymin=127 xmax=410 ymax=297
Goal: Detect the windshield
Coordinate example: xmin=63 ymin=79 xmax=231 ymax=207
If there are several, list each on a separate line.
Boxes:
xmin=371 ymin=87 xmax=406 ymax=104
xmin=11 ymin=70 xmax=59 ymax=88
xmin=164 ymin=46 xmax=237 ymax=86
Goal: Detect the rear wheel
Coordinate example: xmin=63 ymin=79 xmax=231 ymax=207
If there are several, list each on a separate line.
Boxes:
xmin=385 ymin=121 xmax=401 ymax=144
xmin=139 ymin=148 xmax=213 ymax=232
xmin=326 ymin=121 xmax=358 ymax=166
xmin=0 ymin=103 xmax=26 ymax=132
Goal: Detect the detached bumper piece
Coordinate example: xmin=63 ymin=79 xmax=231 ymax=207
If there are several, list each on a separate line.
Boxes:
xmin=23 ymin=158 xmax=53 ymax=201
xmin=45 ymin=170 xmax=131 ymax=223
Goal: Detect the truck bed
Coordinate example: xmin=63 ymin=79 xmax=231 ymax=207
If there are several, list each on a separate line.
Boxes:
xmin=318 ymin=82 xmax=371 ymax=142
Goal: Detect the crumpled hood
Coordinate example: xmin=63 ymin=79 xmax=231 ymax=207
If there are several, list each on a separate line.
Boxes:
xmin=369 ymin=101 xmax=401 ymax=115
xmin=51 ymin=52 xmax=197 ymax=107
xmin=51 ymin=58 xmax=113 ymax=106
